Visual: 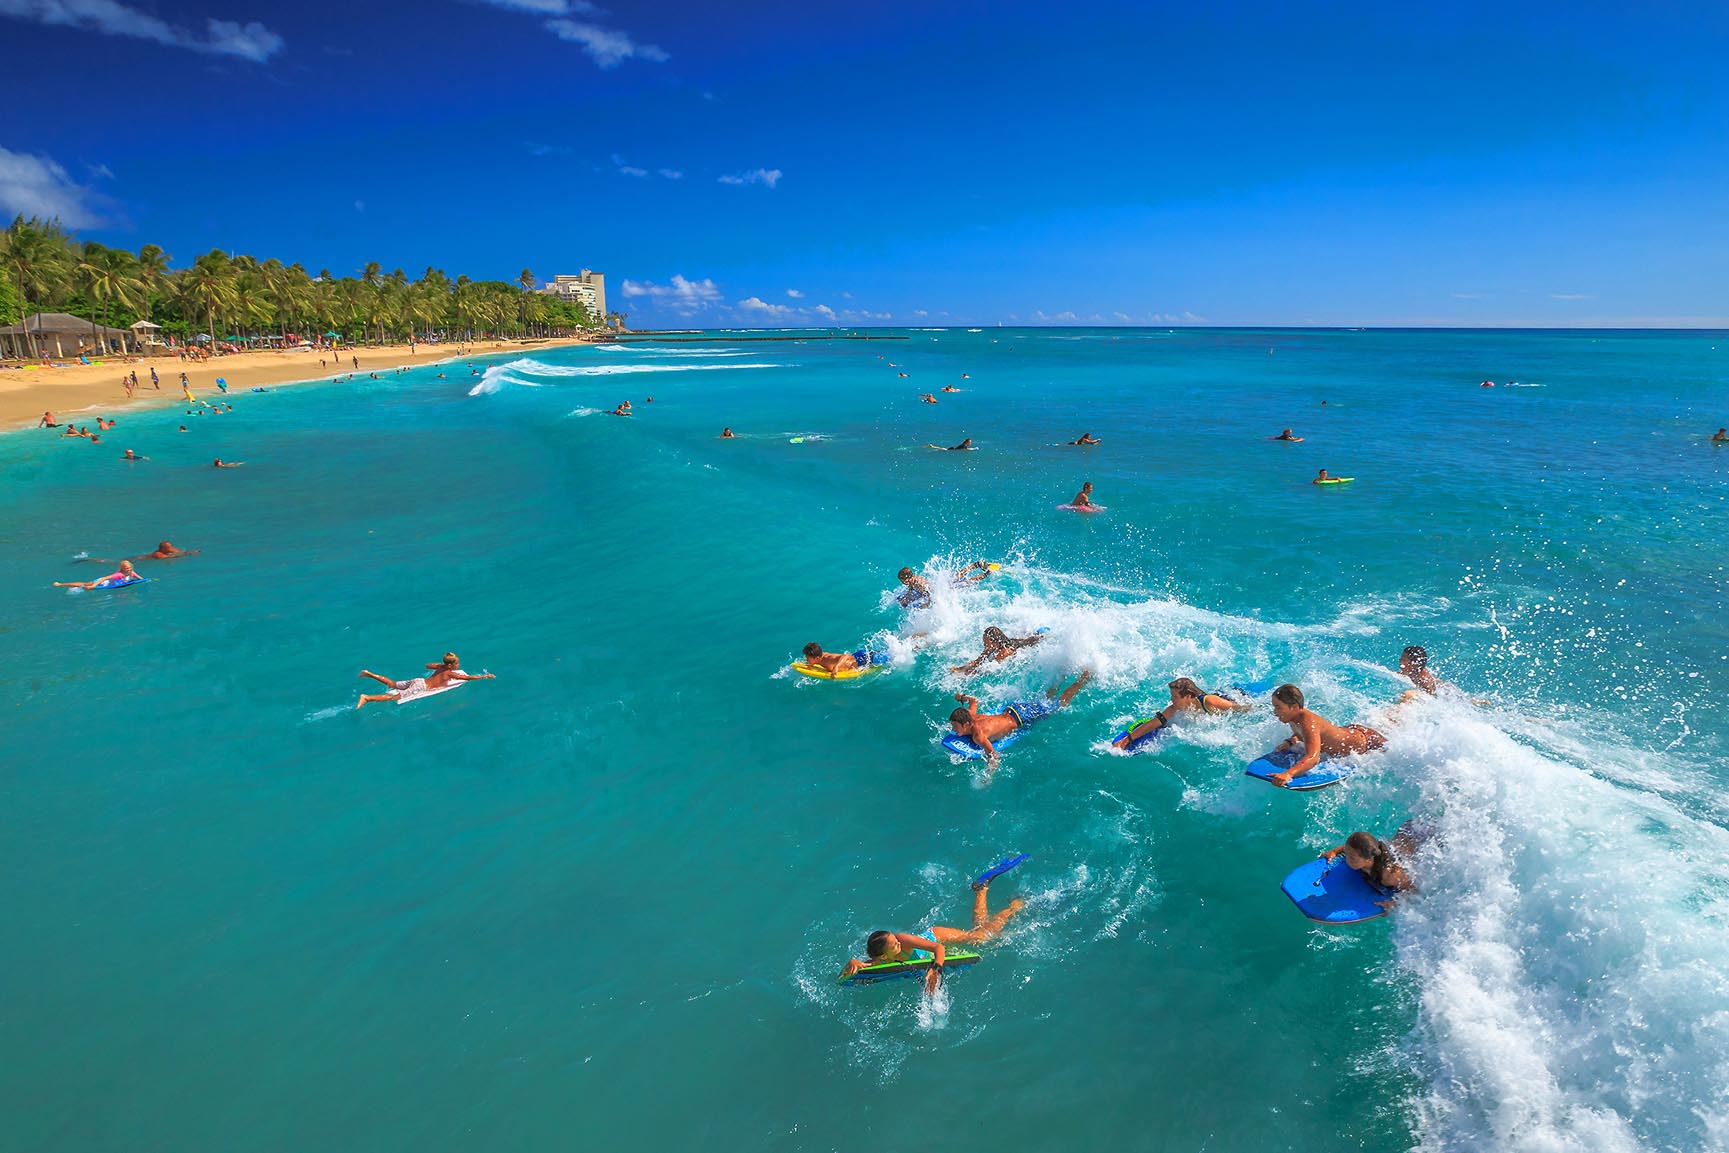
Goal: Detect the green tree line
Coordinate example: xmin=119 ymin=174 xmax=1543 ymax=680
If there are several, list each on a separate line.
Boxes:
xmin=0 ymin=215 xmax=624 ymax=357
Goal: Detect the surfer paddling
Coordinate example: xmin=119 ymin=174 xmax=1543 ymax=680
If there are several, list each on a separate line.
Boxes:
xmin=839 ymin=867 xmax=1027 ymax=994
xmin=54 ymin=559 xmax=140 ymax=589
xmin=1112 ymin=677 xmax=1254 ymax=748
xmin=950 ymin=626 xmax=1044 ymax=674
xmin=1319 ymin=824 xmax=1426 ymax=909
xmin=356 ymin=652 xmax=494 ymax=708
xmin=949 ymin=670 xmax=1092 ymax=774
xmin=1265 ymin=684 xmax=1385 ymax=787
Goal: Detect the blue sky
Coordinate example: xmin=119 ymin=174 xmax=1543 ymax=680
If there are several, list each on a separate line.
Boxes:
xmin=3 ymin=0 xmax=1727 ymax=327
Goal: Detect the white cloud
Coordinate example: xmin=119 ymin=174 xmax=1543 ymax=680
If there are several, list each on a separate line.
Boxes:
xmin=619 ymin=165 xmax=647 ymax=177
xmin=785 ymin=288 xmax=803 ymax=298
xmin=913 ymin=309 xmax=928 ymax=317
xmin=0 ymin=145 xmax=106 ymax=226
xmin=718 ymin=168 xmax=782 ymax=188
xmin=1113 ymin=311 xmax=1132 ymax=322
xmin=813 ymin=304 xmax=836 ymax=320
xmin=620 ymin=275 xmax=722 ymax=315
xmin=737 ymin=296 xmax=795 ymax=318
xmin=658 ymin=168 xmax=683 ymax=180
xmin=544 ymin=17 xmax=667 ymax=67
xmin=479 ymin=0 xmax=596 ymax=13
xmin=0 ymin=0 xmax=284 ymax=60
xmin=1451 ymin=292 xmax=1481 ymax=300
xmin=86 ymin=161 xmax=114 ymax=180
xmin=1551 ymin=293 xmax=1593 ymax=301
xmin=840 ymin=291 xmax=853 ymax=299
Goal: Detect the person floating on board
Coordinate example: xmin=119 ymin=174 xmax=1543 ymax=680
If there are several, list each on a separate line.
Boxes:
xmin=1313 ymin=469 xmax=1334 ymax=483
xmin=1112 ymin=677 xmax=1255 ymax=749
xmin=212 ymin=458 xmax=243 ymax=468
xmin=720 ymin=427 xmax=735 ymax=438
xmin=950 ymin=560 xmax=994 ymax=586
xmin=1265 ymin=684 xmax=1386 ymax=788
xmin=951 ymin=626 xmax=1044 ymax=675
xmin=356 ymin=652 xmax=494 ymax=708
xmin=1068 ymin=432 xmax=1101 ymax=445
xmin=921 ymin=393 xmax=937 ymax=403
xmin=941 ymin=384 xmax=960 ymax=393
xmin=949 ymin=670 xmax=1092 ymax=772
xmin=929 ymin=437 xmax=973 ymax=450
xmin=1319 ymin=824 xmax=1426 ymax=910
xmin=1713 ymin=427 xmax=1727 ymax=444
xmin=139 ymin=541 xmax=199 ymax=560
xmin=896 ymin=567 xmax=934 ymax=608
xmin=839 ymin=874 xmax=1026 ymax=995
xmin=54 ymin=559 xmax=140 ymax=590
xmin=1069 ymin=481 xmax=1096 ymax=508
xmin=1271 ymin=428 xmax=1303 ymax=442
xmin=799 ymin=643 xmax=869 ymax=676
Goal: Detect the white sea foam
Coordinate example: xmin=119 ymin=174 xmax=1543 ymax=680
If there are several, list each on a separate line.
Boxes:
xmin=880 ymin=555 xmax=1729 ymax=1148
xmin=468 ymin=357 xmax=788 ymax=395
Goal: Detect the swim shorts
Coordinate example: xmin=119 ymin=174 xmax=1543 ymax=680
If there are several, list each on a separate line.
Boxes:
xmin=392 ymin=677 xmax=429 ymax=700
xmin=1005 ymin=696 xmax=1057 ymax=729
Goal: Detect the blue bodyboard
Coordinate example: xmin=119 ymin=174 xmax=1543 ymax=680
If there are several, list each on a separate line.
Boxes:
xmin=91 ymin=576 xmax=149 ymax=590
xmin=1280 ymin=856 xmax=1391 ymax=924
xmin=941 ymin=728 xmax=1024 ymax=760
xmin=1244 ymin=748 xmax=1354 ymax=790
xmin=1110 ymin=718 xmax=1169 ymax=753
xmin=1229 ymin=678 xmax=1275 ymax=697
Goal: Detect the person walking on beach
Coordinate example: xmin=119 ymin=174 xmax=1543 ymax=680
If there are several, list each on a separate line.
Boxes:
xmin=949 ymin=670 xmax=1093 ymax=772
xmin=1264 ymin=684 xmax=1386 ymax=787
xmin=150 ymin=367 xmax=159 ymax=389
xmin=839 ymin=874 xmax=1026 ymax=995
xmin=356 ymin=652 xmax=494 ymax=708
xmin=352 ymin=356 xmax=358 ymax=370
xmin=123 ymin=374 xmax=134 ymax=398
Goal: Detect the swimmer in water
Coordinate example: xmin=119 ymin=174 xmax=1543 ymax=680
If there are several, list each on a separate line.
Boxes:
xmin=1265 ymin=683 xmax=1386 ymax=787
xmin=720 ymin=427 xmax=736 ymax=438
xmin=838 ymin=874 xmax=1026 ymax=995
xmin=356 ymin=652 xmax=494 ymax=708
xmin=1069 ymin=481 xmax=1095 ymax=507
xmin=1319 ymin=824 xmax=1427 ymax=909
xmin=799 ymin=643 xmax=867 ymax=676
xmin=121 ymin=449 xmax=146 ymax=461
xmin=928 ymin=437 xmax=973 ymax=450
xmin=921 ymin=394 xmax=938 ymax=404
xmin=941 ymin=385 xmax=960 ymax=393
xmin=1111 ymin=677 xmax=1254 ymax=748
xmin=896 ymin=566 xmax=934 ymax=608
xmin=213 ymin=458 xmax=243 ymax=468
xmin=1272 ymin=429 xmax=1303 ymax=442
xmin=1392 ymin=645 xmax=1490 ymax=708
xmin=1480 ymin=380 xmax=1495 ymax=388
xmin=55 ymin=559 xmax=140 ymax=589
xmin=961 ymin=373 xmax=970 ymax=379
xmin=1713 ymin=427 xmax=1727 ymax=444
xmin=950 ymin=626 xmax=1044 ymax=675
xmin=609 ymin=405 xmax=631 ymax=417
xmin=1312 ymin=469 xmax=1334 ymax=483
xmin=949 ymin=670 xmax=1092 ymax=773
xmin=1068 ymin=433 xmax=1101 ymax=445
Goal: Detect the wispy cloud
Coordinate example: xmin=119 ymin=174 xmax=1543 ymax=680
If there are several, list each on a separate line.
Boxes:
xmin=479 ymin=0 xmax=596 ymax=12
xmin=718 ymin=168 xmax=782 ymax=188
xmin=0 ymin=0 xmax=283 ymax=60
xmin=525 ymin=141 xmax=571 ymax=157
xmin=658 ymin=168 xmax=683 ymax=180
xmin=813 ymin=304 xmax=836 ymax=320
xmin=785 ymin=288 xmax=803 ymax=298
xmin=0 ymin=145 xmax=107 ymax=226
xmin=1451 ymin=292 xmax=1481 ymax=300
xmin=1550 ymin=292 xmax=1593 ymax=301
xmin=544 ymin=17 xmax=666 ymax=67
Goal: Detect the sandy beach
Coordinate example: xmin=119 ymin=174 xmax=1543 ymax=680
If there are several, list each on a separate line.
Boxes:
xmin=0 ymin=336 xmax=597 ymax=429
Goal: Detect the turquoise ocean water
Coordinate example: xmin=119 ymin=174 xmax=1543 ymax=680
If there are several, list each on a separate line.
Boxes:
xmin=3 ymin=329 xmax=1728 ymax=1152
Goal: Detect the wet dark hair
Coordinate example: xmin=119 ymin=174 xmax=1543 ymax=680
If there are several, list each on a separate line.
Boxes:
xmin=1272 ymin=684 xmax=1305 ymax=709
xmin=1346 ymin=831 xmax=1392 ymax=886
xmin=866 ymin=930 xmax=894 ymax=959
xmin=803 ymin=642 xmax=822 ymax=660
xmin=949 ymin=707 xmax=973 ymax=728
xmin=897 ymin=567 xmax=915 ymax=582
xmin=1401 ymin=645 xmax=1429 ymax=669
xmin=982 ymin=626 xmax=1009 ymax=649
xmin=1168 ymin=677 xmax=1204 ymax=701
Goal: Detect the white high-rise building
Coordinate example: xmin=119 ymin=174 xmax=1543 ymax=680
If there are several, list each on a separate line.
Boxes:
xmin=543 ymin=270 xmax=606 ymax=318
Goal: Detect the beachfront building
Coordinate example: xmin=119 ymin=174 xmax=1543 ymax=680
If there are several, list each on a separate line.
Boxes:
xmin=542 ymin=270 xmax=605 ymax=319
xmin=0 ymin=312 xmax=138 ymax=359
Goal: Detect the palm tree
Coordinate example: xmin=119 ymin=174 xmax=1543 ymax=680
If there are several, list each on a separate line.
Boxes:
xmin=136 ymin=243 xmax=170 ymax=323
xmin=2 ymin=216 xmax=75 ymax=357
xmin=177 ymin=250 xmax=238 ymax=352
xmin=77 ymin=243 xmax=143 ymax=353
